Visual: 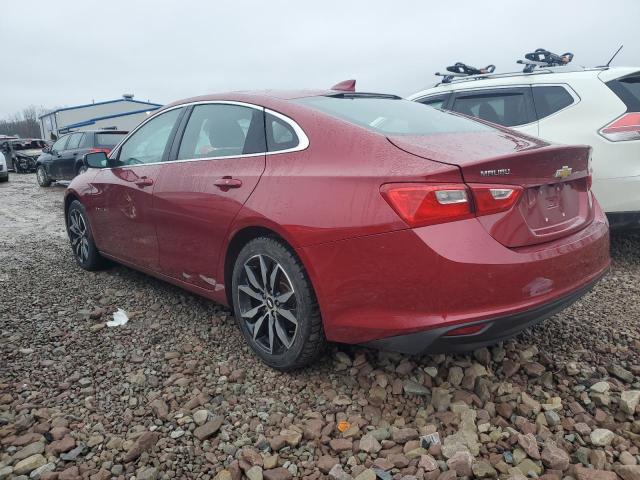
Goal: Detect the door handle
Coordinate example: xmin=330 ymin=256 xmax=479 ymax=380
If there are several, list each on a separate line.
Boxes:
xmin=214 ymin=177 xmax=242 ymax=189
xmin=134 ymin=177 xmax=154 ymax=187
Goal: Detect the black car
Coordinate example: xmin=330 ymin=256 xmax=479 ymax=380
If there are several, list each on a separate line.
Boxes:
xmin=36 ymin=130 xmax=127 ymax=187
xmin=1 ymin=138 xmax=48 ymax=173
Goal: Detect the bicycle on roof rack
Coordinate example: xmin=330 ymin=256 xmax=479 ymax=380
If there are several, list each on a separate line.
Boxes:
xmin=517 ymin=48 xmax=574 ymax=73
xmin=435 ymin=62 xmax=496 ymax=84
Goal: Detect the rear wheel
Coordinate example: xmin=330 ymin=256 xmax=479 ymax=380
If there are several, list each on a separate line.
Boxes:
xmin=231 ymin=237 xmax=325 ymax=370
xmin=67 ymin=200 xmax=108 ymax=270
xmin=36 ymin=166 xmax=52 ymax=187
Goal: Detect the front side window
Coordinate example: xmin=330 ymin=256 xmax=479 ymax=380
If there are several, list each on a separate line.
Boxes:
xmin=177 ymin=104 xmax=266 ymax=160
xmin=532 ymin=86 xmax=574 ymax=119
xmin=451 ymin=90 xmax=533 ymax=127
xmin=296 ymin=95 xmax=490 ymax=135
xmin=52 ymin=135 xmax=69 ymax=152
xmin=116 ymin=109 xmax=182 ymax=166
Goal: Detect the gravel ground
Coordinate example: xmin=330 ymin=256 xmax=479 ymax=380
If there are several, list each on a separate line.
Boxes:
xmin=0 ymin=173 xmax=639 ymax=480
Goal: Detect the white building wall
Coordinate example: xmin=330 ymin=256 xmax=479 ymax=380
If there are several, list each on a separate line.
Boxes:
xmin=81 ymin=112 xmax=152 ymax=133
xmin=39 ymin=99 xmax=160 ymax=139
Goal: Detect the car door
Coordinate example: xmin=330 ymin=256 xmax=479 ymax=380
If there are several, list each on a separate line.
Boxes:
xmin=58 ymin=133 xmax=84 ymax=179
xmin=450 ymin=87 xmax=539 ymax=137
xmin=48 ymin=135 xmax=70 ymax=177
xmin=89 ymin=108 xmax=184 ymax=271
xmin=152 ymin=102 xmax=267 ymax=290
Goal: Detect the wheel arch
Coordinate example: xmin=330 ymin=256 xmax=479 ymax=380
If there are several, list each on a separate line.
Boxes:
xmin=223 ymin=226 xmax=287 ymax=306
xmin=222 ymin=224 xmax=321 ymax=312
xmin=64 ymin=190 xmax=81 ymax=219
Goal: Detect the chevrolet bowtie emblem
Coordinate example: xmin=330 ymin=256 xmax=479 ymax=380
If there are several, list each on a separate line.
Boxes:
xmin=554 ymin=165 xmax=572 ymax=178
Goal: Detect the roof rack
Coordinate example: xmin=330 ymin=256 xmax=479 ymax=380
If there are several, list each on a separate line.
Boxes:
xmin=435 ymin=62 xmax=496 ymax=84
xmin=517 ymin=48 xmax=574 ymax=73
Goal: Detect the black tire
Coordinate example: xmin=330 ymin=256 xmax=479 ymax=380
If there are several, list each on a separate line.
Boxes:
xmin=231 ymin=237 xmax=325 ymax=370
xmin=66 ymin=200 xmax=108 ymax=271
xmin=0 ymin=175 xmax=7 ymax=183
xmin=36 ymin=165 xmax=52 ymax=187
xmin=76 ymin=163 xmax=88 ymax=176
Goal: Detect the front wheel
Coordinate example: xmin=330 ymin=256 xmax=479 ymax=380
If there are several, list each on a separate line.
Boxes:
xmin=67 ymin=200 xmax=108 ymax=271
xmin=36 ymin=165 xmax=52 ymax=187
xmin=76 ymin=164 xmax=88 ymax=176
xmin=231 ymin=237 xmax=325 ymax=370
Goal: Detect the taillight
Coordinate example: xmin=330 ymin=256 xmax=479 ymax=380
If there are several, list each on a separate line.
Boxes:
xmin=599 ymin=112 xmax=640 ymax=142
xmin=89 ymin=148 xmax=111 ymax=154
xmin=381 ymin=183 xmax=522 ymax=227
xmin=380 ymin=183 xmax=473 ymax=227
xmin=469 ymin=185 xmax=523 ymax=216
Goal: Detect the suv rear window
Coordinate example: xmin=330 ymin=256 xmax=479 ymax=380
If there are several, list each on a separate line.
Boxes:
xmin=532 ymin=86 xmax=574 ymax=119
xmin=95 ymin=133 xmax=126 ymax=148
xmin=607 ymin=74 xmax=640 ymax=111
xmin=296 ymin=95 xmax=490 ymax=135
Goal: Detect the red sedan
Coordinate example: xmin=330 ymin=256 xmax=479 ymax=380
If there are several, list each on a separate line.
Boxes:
xmin=65 ymin=84 xmax=610 ymax=370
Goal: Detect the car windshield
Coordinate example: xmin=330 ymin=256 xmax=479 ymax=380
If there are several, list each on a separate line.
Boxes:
xmin=295 ymin=95 xmax=492 ymax=135
xmin=95 ymin=133 xmax=127 ymax=148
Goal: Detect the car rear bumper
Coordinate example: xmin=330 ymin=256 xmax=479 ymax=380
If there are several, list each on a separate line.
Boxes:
xmin=299 ymin=199 xmax=610 ymax=349
xmin=362 ymin=271 xmax=605 ymax=354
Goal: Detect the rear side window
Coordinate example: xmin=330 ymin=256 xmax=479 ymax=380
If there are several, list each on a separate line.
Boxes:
xmin=266 ymin=113 xmax=299 ymax=152
xmin=52 ymin=135 xmax=69 ymax=152
xmin=607 ymin=74 xmax=640 ymax=111
xmin=416 ymin=94 xmax=450 ymax=110
xmin=177 ymin=104 xmax=266 ymax=160
xmin=451 ymin=90 xmax=534 ymax=127
xmin=532 ymin=86 xmax=574 ymax=119
xmin=80 ymin=133 xmax=92 ymax=148
xmin=95 ymin=133 xmax=126 ymax=148
xmin=66 ymin=133 xmax=84 ymax=150
xmin=296 ymin=95 xmax=490 ymax=135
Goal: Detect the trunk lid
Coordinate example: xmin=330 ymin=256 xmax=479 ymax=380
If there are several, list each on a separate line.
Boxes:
xmin=388 ymin=131 xmax=593 ymax=247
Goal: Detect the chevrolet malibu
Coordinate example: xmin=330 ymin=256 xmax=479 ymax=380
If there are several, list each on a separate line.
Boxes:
xmin=65 ymin=84 xmax=610 ymax=370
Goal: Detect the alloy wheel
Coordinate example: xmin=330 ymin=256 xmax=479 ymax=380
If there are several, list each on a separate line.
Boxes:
xmin=68 ymin=210 xmax=90 ymax=263
xmin=37 ymin=167 xmax=45 ymax=184
xmin=237 ymin=254 xmax=298 ymax=355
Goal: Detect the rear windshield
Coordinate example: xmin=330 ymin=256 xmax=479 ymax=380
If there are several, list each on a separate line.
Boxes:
xmin=295 ymin=95 xmax=491 ymax=135
xmin=607 ymin=74 xmax=640 ymax=111
xmin=95 ymin=133 xmax=126 ymax=148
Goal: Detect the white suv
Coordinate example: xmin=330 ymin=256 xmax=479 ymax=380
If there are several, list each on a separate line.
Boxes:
xmin=408 ymin=65 xmax=640 ymax=228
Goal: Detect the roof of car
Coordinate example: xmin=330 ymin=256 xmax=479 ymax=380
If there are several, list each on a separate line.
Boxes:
xmin=408 ymin=65 xmax=640 ymax=99
xmin=164 ymin=89 xmax=331 ymax=108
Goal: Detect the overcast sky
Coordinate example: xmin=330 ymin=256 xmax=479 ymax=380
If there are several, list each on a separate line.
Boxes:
xmin=1 ymin=0 xmax=639 ymax=118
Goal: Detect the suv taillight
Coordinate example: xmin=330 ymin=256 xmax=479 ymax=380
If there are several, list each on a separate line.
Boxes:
xmin=89 ymin=148 xmax=111 ymax=154
xmin=381 ymin=183 xmax=522 ymax=227
xmin=599 ymin=112 xmax=640 ymax=142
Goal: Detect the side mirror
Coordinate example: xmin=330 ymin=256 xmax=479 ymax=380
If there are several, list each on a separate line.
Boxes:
xmin=84 ymin=151 xmax=109 ymax=169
